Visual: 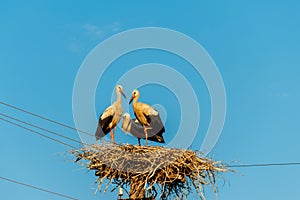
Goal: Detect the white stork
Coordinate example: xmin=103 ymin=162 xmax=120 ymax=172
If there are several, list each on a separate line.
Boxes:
xmin=129 ymin=89 xmax=165 ymax=146
xmin=122 ymin=113 xmax=165 ymax=146
xmin=95 ymin=85 xmax=126 ymax=142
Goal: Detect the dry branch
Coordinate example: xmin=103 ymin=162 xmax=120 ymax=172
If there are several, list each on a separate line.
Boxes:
xmin=72 ymin=142 xmax=229 ymax=200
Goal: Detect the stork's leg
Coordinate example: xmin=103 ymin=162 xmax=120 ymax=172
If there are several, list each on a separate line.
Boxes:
xmin=110 ymin=128 xmax=115 ymax=143
xmin=143 ymin=126 xmax=152 ymax=146
xmin=138 ymin=138 xmax=141 ymax=146
xmin=114 ymin=127 xmax=117 ymax=143
xmin=144 ymin=127 xmax=148 ymax=146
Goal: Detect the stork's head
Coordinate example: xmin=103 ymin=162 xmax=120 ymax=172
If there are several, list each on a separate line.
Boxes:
xmin=116 ymin=85 xmax=126 ymax=99
xmin=122 ymin=113 xmax=131 ymax=133
xmin=129 ymin=89 xmax=140 ymax=104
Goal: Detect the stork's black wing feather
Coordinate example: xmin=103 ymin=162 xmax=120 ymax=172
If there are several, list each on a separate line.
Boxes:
xmin=144 ymin=113 xmax=151 ymax=124
xmin=148 ymin=114 xmax=165 ymax=142
xmin=130 ymin=118 xmax=165 ymax=143
xmin=95 ymin=114 xmax=113 ymax=140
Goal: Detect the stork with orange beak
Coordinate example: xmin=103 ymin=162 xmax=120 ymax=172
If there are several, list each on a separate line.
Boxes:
xmin=129 ymin=89 xmax=165 ymax=146
xmin=95 ymin=85 xmax=126 ymax=142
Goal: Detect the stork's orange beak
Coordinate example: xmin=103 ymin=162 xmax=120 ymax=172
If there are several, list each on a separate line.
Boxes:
xmin=129 ymin=96 xmax=134 ymax=104
xmin=120 ymin=89 xmax=126 ymax=99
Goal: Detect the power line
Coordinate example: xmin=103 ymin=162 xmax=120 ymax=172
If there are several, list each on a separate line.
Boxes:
xmin=0 ymin=101 xmax=94 ymax=138
xmin=0 ymin=176 xmax=78 ymax=200
xmin=228 ymin=162 xmax=300 ymax=168
xmin=2 ymin=113 xmax=300 ymax=169
xmin=0 ymin=117 xmax=76 ymax=149
xmin=0 ymin=113 xmax=85 ymax=146
xmin=3 ymin=102 xmax=300 ymax=170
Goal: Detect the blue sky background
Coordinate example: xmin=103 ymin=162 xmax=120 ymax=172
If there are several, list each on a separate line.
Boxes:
xmin=1 ymin=0 xmax=300 ymax=199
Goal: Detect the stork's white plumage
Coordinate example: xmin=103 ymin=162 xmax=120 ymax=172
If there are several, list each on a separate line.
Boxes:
xmin=129 ymin=89 xmax=165 ymax=146
xmin=95 ymin=85 xmax=126 ymax=142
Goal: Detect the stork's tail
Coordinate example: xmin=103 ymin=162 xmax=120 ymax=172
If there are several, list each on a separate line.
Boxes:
xmin=95 ymin=125 xmax=104 ymax=140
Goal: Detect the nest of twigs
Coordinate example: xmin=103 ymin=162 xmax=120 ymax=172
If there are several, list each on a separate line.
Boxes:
xmin=72 ymin=142 xmax=228 ymax=200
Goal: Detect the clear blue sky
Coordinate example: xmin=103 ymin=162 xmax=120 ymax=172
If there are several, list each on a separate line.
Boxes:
xmin=1 ymin=0 xmax=300 ymax=199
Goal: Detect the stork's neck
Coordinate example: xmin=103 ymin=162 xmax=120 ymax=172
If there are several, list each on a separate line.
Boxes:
xmin=132 ymin=95 xmax=139 ymax=107
xmin=125 ymin=119 xmax=131 ymax=132
xmin=116 ymin=90 xmax=122 ymax=104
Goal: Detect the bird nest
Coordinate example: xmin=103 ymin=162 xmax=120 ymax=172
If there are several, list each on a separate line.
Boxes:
xmin=72 ymin=142 xmax=228 ymax=200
